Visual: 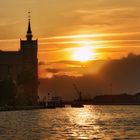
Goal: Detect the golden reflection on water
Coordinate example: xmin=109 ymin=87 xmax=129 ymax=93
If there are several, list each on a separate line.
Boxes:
xmin=71 ymin=108 xmax=92 ymax=125
xmin=1 ymin=106 xmax=140 ymax=140
xmin=66 ymin=106 xmax=101 ymax=139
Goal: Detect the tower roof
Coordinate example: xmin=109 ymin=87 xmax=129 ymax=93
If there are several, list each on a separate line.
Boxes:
xmin=27 ymin=19 xmax=32 ymax=34
xmin=26 ymin=11 xmax=33 ymax=40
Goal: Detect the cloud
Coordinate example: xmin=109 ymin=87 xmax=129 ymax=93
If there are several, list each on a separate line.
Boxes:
xmin=39 ymin=59 xmax=108 ymax=79
xmin=46 ymin=68 xmax=61 ymax=74
xmin=38 ymin=61 xmax=46 ymax=66
xmin=0 ymin=39 xmax=18 ymax=42
xmin=39 ymin=53 xmax=140 ymax=100
xmin=47 ymin=60 xmax=84 ymax=66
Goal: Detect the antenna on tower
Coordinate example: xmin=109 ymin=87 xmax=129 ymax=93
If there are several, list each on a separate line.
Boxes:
xmin=28 ymin=11 xmax=31 ymax=20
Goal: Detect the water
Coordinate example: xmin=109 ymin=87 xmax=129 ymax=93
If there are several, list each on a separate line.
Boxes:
xmin=0 ymin=106 xmax=140 ymax=140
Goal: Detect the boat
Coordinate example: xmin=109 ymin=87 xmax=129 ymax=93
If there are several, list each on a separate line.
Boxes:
xmin=46 ymin=94 xmax=65 ymax=108
xmin=46 ymin=100 xmax=56 ymax=109
xmin=71 ymin=100 xmax=84 ymax=108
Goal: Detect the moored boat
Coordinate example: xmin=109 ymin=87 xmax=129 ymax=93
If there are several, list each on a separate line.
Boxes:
xmin=71 ymin=101 xmax=84 ymax=108
xmin=46 ymin=95 xmax=65 ymax=108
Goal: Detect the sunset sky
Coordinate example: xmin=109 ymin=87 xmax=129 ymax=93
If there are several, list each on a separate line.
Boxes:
xmin=0 ymin=0 xmax=140 ymax=98
xmin=0 ymin=1 xmax=140 ymax=59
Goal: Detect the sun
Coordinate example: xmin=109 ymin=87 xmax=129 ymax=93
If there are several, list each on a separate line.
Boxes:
xmin=72 ymin=46 xmax=95 ymax=62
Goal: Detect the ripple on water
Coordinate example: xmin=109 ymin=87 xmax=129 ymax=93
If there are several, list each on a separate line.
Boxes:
xmin=0 ymin=106 xmax=140 ymax=140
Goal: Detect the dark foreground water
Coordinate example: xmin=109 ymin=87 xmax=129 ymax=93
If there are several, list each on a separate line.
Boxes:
xmin=0 ymin=106 xmax=140 ymax=140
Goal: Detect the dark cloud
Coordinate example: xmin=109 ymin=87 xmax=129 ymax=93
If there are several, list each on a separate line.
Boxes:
xmin=100 ymin=53 xmax=140 ymax=85
xmin=46 ymin=68 xmax=61 ymax=74
xmin=39 ymin=53 xmax=140 ymax=100
xmin=38 ymin=61 xmax=46 ymax=66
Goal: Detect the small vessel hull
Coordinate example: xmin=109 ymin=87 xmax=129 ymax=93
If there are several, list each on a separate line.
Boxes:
xmin=71 ymin=102 xmax=84 ymax=108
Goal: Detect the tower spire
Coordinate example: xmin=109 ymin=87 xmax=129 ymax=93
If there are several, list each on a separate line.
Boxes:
xmin=26 ymin=11 xmax=33 ymax=41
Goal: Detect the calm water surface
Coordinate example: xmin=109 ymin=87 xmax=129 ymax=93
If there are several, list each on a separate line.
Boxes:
xmin=0 ymin=105 xmax=140 ymax=140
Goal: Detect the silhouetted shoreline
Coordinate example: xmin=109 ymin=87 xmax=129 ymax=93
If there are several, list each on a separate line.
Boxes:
xmin=0 ymin=92 xmax=140 ymax=112
xmin=0 ymin=104 xmax=140 ymax=112
xmin=65 ymin=93 xmax=140 ymax=106
xmin=0 ymin=106 xmax=46 ymax=112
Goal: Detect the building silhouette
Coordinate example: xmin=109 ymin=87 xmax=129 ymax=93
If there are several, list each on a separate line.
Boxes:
xmin=0 ymin=17 xmax=38 ymax=105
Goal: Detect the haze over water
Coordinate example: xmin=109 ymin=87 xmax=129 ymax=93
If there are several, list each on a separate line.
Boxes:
xmin=0 ymin=105 xmax=140 ymax=140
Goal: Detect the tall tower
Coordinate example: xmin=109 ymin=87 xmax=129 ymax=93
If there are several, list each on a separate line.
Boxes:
xmin=26 ymin=12 xmax=33 ymax=41
xmin=19 ymin=13 xmax=38 ymax=105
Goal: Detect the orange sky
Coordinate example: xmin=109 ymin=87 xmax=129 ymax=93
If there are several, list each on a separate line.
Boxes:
xmin=0 ymin=0 xmax=140 ymax=78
